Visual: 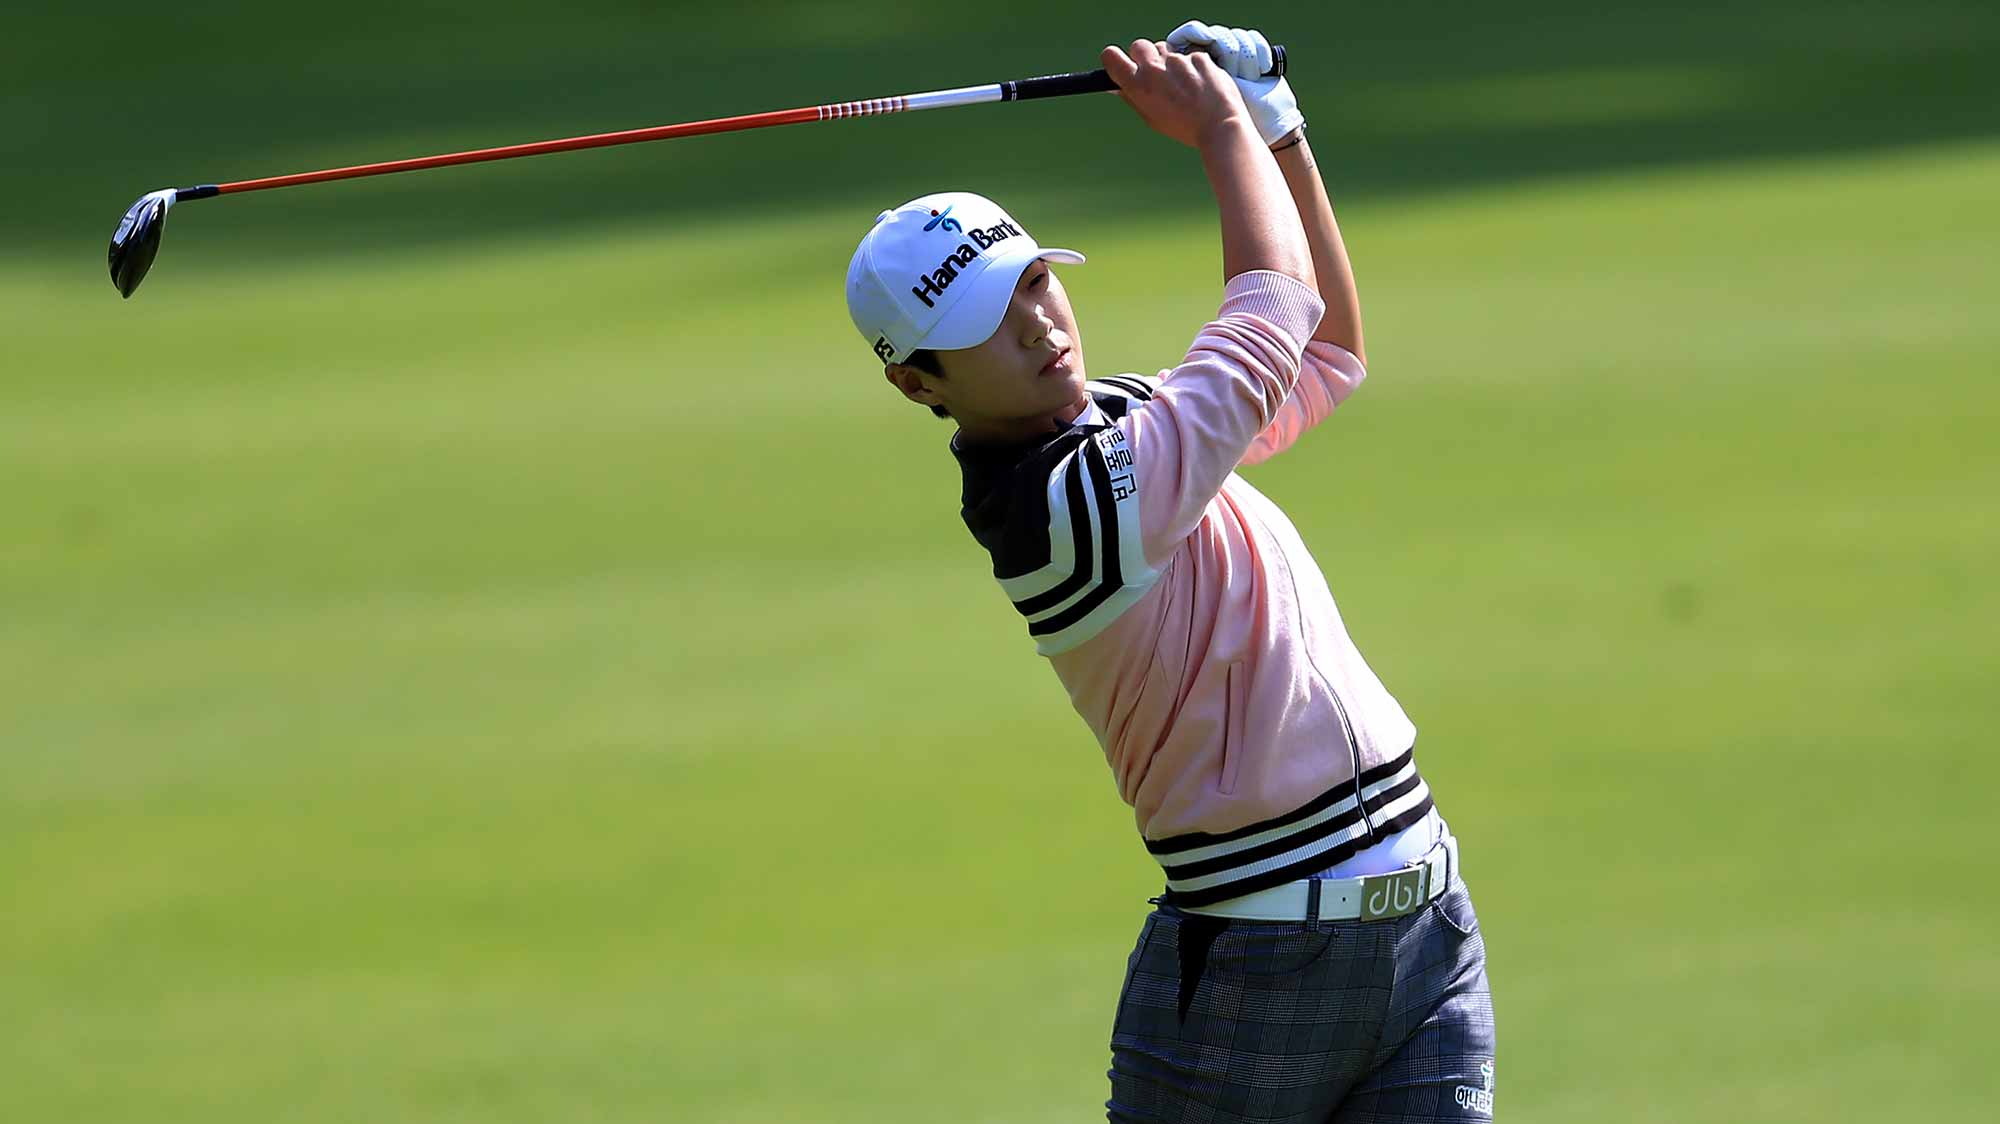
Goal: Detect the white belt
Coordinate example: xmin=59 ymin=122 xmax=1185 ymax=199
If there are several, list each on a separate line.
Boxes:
xmin=1179 ymin=834 xmax=1459 ymax=922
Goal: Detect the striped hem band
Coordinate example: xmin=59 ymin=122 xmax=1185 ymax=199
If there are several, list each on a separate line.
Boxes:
xmin=1146 ymin=747 xmax=1434 ymax=907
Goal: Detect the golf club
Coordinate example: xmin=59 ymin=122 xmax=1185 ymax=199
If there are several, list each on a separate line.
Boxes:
xmin=107 ymin=47 xmax=1286 ymax=299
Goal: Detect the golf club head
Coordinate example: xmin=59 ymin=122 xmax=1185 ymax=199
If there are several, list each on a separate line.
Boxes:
xmin=108 ymin=189 xmax=177 ymax=298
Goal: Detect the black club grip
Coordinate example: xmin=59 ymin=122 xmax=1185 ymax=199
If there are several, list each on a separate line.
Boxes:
xmin=1002 ymin=44 xmax=1287 ymax=102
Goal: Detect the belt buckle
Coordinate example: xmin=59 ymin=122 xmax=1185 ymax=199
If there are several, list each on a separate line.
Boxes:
xmin=1358 ymin=866 xmax=1428 ymax=921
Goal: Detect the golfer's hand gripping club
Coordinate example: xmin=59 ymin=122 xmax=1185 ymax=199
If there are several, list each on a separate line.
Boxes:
xmin=1164 ymin=21 xmax=1304 ymax=146
xmin=106 ymin=42 xmax=1287 ymax=298
xmin=1100 ymin=39 xmax=1315 ymax=290
xmin=1099 ymin=39 xmax=1257 ymax=149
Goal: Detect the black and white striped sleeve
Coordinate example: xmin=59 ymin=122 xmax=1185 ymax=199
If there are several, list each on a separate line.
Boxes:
xmin=1086 ymin=375 xmax=1162 ymax=418
xmin=971 ymin=420 xmax=1163 ymax=657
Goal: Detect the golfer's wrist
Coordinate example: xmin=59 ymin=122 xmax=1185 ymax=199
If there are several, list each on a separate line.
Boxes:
xmin=1269 ymin=124 xmax=1308 ymax=153
xmin=1195 ymin=113 xmax=1261 ymax=152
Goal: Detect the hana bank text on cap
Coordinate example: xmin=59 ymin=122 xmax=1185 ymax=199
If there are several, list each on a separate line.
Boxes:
xmin=846 ymin=191 xmax=1085 ymax=364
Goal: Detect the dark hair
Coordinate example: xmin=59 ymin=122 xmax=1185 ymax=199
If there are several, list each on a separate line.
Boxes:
xmin=902 ymin=348 xmax=951 ymax=419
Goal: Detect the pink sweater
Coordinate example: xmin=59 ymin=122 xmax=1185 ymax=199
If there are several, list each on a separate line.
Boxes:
xmin=952 ymin=271 xmax=1430 ymax=905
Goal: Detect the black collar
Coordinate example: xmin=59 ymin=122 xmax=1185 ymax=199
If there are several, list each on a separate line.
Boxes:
xmin=950 ymin=407 xmax=1098 ymax=514
xmin=948 ymin=425 xmax=1063 ymax=470
xmin=947 ymin=397 xmax=1108 ymax=471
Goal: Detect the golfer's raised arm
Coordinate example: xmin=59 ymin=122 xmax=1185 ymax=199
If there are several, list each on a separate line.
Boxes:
xmin=1100 ymin=42 xmax=1314 ymax=288
xmin=1100 ymin=40 xmax=1325 ymax=563
xmin=1273 ymin=133 xmax=1362 ymax=362
xmin=1238 ymin=133 xmax=1372 ymax=467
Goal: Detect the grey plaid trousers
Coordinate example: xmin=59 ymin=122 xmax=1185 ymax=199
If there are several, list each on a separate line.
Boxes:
xmin=1106 ymin=877 xmax=1496 ymax=1122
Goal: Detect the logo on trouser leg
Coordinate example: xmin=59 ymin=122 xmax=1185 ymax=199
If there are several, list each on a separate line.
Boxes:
xmin=1454 ymin=1059 xmax=1495 ymax=1113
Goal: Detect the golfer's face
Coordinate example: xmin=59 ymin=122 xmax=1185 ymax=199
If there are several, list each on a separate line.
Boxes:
xmin=943 ymin=261 xmax=1086 ymax=421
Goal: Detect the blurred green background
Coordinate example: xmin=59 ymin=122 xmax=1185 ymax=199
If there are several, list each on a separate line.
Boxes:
xmin=5 ymin=1 xmax=1996 ymax=1120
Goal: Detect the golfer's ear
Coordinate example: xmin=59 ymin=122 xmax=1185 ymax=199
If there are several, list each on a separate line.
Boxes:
xmin=884 ymin=363 xmax=937 ymax=408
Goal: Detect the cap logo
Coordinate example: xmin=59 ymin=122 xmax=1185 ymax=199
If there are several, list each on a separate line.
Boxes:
xmin=872 ymin=335 xmax=895 ymax=363
xmin=922 ymin=205 xmax=963 ymax=234
xmin=907 ymin=219 xmax=1025 ymax=309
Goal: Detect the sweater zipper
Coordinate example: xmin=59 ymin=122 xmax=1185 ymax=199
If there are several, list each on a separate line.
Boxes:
xmin=1329 ymin=685 xmax=1372 ymax=843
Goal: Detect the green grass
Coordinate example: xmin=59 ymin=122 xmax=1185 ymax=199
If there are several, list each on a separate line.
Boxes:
xmin=6 ymin=136 xmax=1996 ymax=1121
xmin=8 ymin=0 xmax=2000 ymax=1114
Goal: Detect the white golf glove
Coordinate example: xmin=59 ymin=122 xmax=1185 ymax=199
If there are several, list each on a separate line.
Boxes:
xmin=1165 ymin=20 xmax=1304 ymax=147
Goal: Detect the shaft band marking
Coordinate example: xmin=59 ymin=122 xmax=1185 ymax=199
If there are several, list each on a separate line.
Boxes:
xmin=816 ymin=96 xmax=911 ymax=121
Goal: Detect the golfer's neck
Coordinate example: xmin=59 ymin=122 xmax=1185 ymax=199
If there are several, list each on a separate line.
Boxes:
xmin=956 ymin=395 xmax=1089 ymax=446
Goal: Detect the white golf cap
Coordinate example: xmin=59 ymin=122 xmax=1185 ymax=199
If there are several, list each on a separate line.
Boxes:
xmin=846 ymin=191 xmax=1085 ymax=365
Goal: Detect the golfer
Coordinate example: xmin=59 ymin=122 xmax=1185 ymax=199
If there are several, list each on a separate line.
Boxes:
xmin=847 ymin=25 xmax=1494 ymax=1122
